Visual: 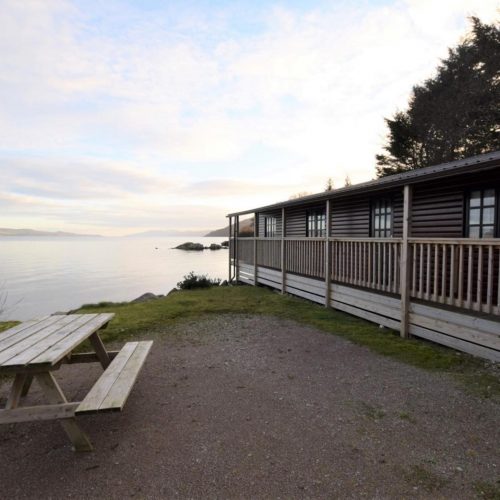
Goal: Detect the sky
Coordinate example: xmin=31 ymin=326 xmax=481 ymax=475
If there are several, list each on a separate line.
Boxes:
xmin=0 ymin=0 xmax=498 ymax=236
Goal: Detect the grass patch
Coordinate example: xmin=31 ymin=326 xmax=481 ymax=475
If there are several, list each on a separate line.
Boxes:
xmin=403 ymin=464 xmax=448 ymax=493
xmin=398 ymin=411 xmax=417 ymax=424
xmin=0 ymin=321 xmax=19 ymax=333
xmin=0 ymin=286 xmax=498 ymax=398
xmin=359 ymin=402 xmax=386 ymax=420
xmin=474 ymin=480 xmax=500 ymax=500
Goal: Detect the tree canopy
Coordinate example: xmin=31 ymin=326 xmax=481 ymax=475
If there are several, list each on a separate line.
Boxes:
xmin=376 ymin=18 xmax=500 ymax=177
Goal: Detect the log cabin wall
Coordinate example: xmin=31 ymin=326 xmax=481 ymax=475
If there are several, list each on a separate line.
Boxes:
xmin=255 ymin=168 xmax=500 ymax=241
xmin=329 ymin=191 xmax=403 ymax=238
xmin=320 ymin=169 xmax=500 ymax=239
xmin=330 ymin=195 xmax=370 ymax=237
xmin=285 ymin=203 xmax=325 ymax=237
xmin=411 ymin=169 xmax=500 ymax=237
xmin=257 ymin=210 xmax=282 ymax=237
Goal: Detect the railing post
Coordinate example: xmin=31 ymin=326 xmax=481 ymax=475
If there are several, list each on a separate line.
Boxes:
xmin=253 ymin=213 xmax=258 ymax=286
xmin=325 ymin=199 xmax=331 ymax=307
xmin=281 ymin=207 xmax=286 ymax=294
xmin=400 ymin=184 xmax=412 ymax=338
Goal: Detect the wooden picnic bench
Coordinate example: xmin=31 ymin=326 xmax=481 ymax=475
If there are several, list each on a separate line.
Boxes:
xmin=0 ymin=313 xmax=152 ymax=451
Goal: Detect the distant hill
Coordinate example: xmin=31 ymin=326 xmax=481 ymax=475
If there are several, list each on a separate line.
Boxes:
xmin=205 ymin=218 xmax=254 ymax=237
xmin=0 ymin=228 xmax=102 ymax=237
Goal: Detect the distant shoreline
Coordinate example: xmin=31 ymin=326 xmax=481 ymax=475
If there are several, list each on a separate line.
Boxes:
xmin=0 ymin=228 xmax=224 ymax=238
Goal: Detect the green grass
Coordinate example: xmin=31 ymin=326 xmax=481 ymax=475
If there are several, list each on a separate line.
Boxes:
xmin=0 ymin=321 xmax=19 ymax=333
xmin=0 ymin=286 xmax=498 ymax=398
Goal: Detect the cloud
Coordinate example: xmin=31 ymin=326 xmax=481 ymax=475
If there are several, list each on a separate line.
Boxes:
xmin=0 ymin=156 xmax=178 ymax=200
xmin=0 ymin=0 xmax=497 ymax=233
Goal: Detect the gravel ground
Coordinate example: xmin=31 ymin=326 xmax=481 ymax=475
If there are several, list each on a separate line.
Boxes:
xmin=0 ymin=314 xmax=498 ymax=499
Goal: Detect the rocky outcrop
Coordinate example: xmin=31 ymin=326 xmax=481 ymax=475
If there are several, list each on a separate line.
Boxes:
xmin=131 ymin=292 xmax=162 ymax=303
xmin=174 ymin=242 xmax=204 ymax=251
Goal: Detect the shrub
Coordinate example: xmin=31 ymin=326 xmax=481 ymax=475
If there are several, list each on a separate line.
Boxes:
xmin=177 ymin=272 xmax=221 ymax=290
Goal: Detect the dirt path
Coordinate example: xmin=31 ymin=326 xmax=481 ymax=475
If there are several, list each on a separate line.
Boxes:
xmin=0 ymin=314 xmax=498 ymax=499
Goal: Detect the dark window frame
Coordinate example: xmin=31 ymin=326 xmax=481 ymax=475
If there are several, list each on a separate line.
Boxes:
xmin=465 ymin=188 xmax=499 ymax=238
xmin=264 ymin=216 xmax=277 ymax=238
xmin=371 ymin=198 xmax=393 ymax=238
xmin=306 ymin=209 xmax=326 ymax=237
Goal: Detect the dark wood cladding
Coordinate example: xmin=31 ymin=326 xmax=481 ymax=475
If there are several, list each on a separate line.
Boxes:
xmin=257 ymin=210 xmax=282 ymax=237
xmin=253 ymin=168 xmax=500 ymax=239
xmin=411 ymin=169 xmax=500 ymax=237
xmin=411 ymin=183 xmax=464 ymax=237
xmin=285 ymin=203 xmax=324 ymax=237
xmin=392 ymin=191 xmax=403 ymax=237
xmin=330 ymin=196 xmax=369 ymax=237
xmin=329 ymin=191 xmax=402 ymax=237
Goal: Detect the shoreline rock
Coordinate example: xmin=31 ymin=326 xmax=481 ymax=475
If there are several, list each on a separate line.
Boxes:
xmin=131 ymin=292 xmax=164 ymax=303
xmin=174 ymin=241 xmax=227 ymax=251
xmin=174 ymin=242 xmax=204 ymax=251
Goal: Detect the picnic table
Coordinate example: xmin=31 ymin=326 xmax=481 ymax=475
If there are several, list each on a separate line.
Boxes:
xmin=0 ymin=313 xmax=152 ymax=451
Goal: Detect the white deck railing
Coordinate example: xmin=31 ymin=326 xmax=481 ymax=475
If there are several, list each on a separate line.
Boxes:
xmin=409 ymin=238 xmax=500 ymax=315
xmin=233 ymin=237 xmax=500 ymax=317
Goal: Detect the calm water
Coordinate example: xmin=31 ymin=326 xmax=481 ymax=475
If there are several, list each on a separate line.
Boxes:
xmin=0 ymin=237 xmax=228 ymax=321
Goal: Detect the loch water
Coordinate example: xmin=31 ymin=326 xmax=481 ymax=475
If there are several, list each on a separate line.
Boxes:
xmin=0 ymin=237 xmax=228 ymax=320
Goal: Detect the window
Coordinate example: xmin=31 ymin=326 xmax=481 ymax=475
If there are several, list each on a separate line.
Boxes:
xmin=264 ymin=216 xmax=277 ymax=237
xmin=306 ymin=210 xmax=326 ymax=237
xmin=467 ymin=189 xmax=497 ymax=238
xmin=372 ymin=199 xmax=392 ymax=237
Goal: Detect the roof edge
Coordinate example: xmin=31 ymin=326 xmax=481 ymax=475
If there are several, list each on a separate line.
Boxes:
xmin=227 ymin=151 xmax=500 ymax=217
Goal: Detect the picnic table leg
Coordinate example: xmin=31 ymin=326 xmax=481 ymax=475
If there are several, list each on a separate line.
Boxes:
xmin=35 ymin=372 xmax=93 ymax=452
xmin=5 ymin=374 xmax=28 ymax=409
xmin=89 ymin=332 xmax=111 ymax=369
xmin=21 ymin=375 xmax=33 ymax=397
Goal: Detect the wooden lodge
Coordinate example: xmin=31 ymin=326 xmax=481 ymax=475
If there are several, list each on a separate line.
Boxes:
xmin=227 ymin=151 xmax=500 ymax=362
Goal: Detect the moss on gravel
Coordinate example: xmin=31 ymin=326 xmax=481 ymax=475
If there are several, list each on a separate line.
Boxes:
xmin=0 ymin=285 xmax=498 ymax=398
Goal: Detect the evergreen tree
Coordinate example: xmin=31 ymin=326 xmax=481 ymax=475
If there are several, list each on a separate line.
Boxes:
xmin=376 ymin=18 xmax=500 ymax=177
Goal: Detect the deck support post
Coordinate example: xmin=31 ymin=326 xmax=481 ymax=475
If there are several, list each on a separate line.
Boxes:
xmin=281 ymin=208 xmax=286 ymax=294
xmin=400 ymin=184 xmax=413 ymax=338
xmin=235 ymin=215 xmax=240 ymax=284
xmin=325 ymin=199 xmax=331 ymax=307
xmin=228 ymin=216 xmax=232 ymax=282
xmin=253 ymin=213 xmax=258 ymax=286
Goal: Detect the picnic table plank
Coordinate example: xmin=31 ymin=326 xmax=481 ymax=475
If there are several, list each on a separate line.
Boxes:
xmin=0 ymin=403 xmax=79 ymax=425
xmin=77 ymin=341 xmax=152 ymax=414
xmin=27 ymin=313 xmax=114 ymax=367
xmin=75 ymin=342 xmax=138 ymax=414
xmin=0 ymin=315 xmax=81 ymax=367
xmin=0 ymin=316 xmax=60 ymax=353
xmin=0 ymin=316 xmax=50 ymax=344
xmin=3 ymin=314 xmax=98 ymax=368
xmin=99 ymin=341 xmax=152 ymax=411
